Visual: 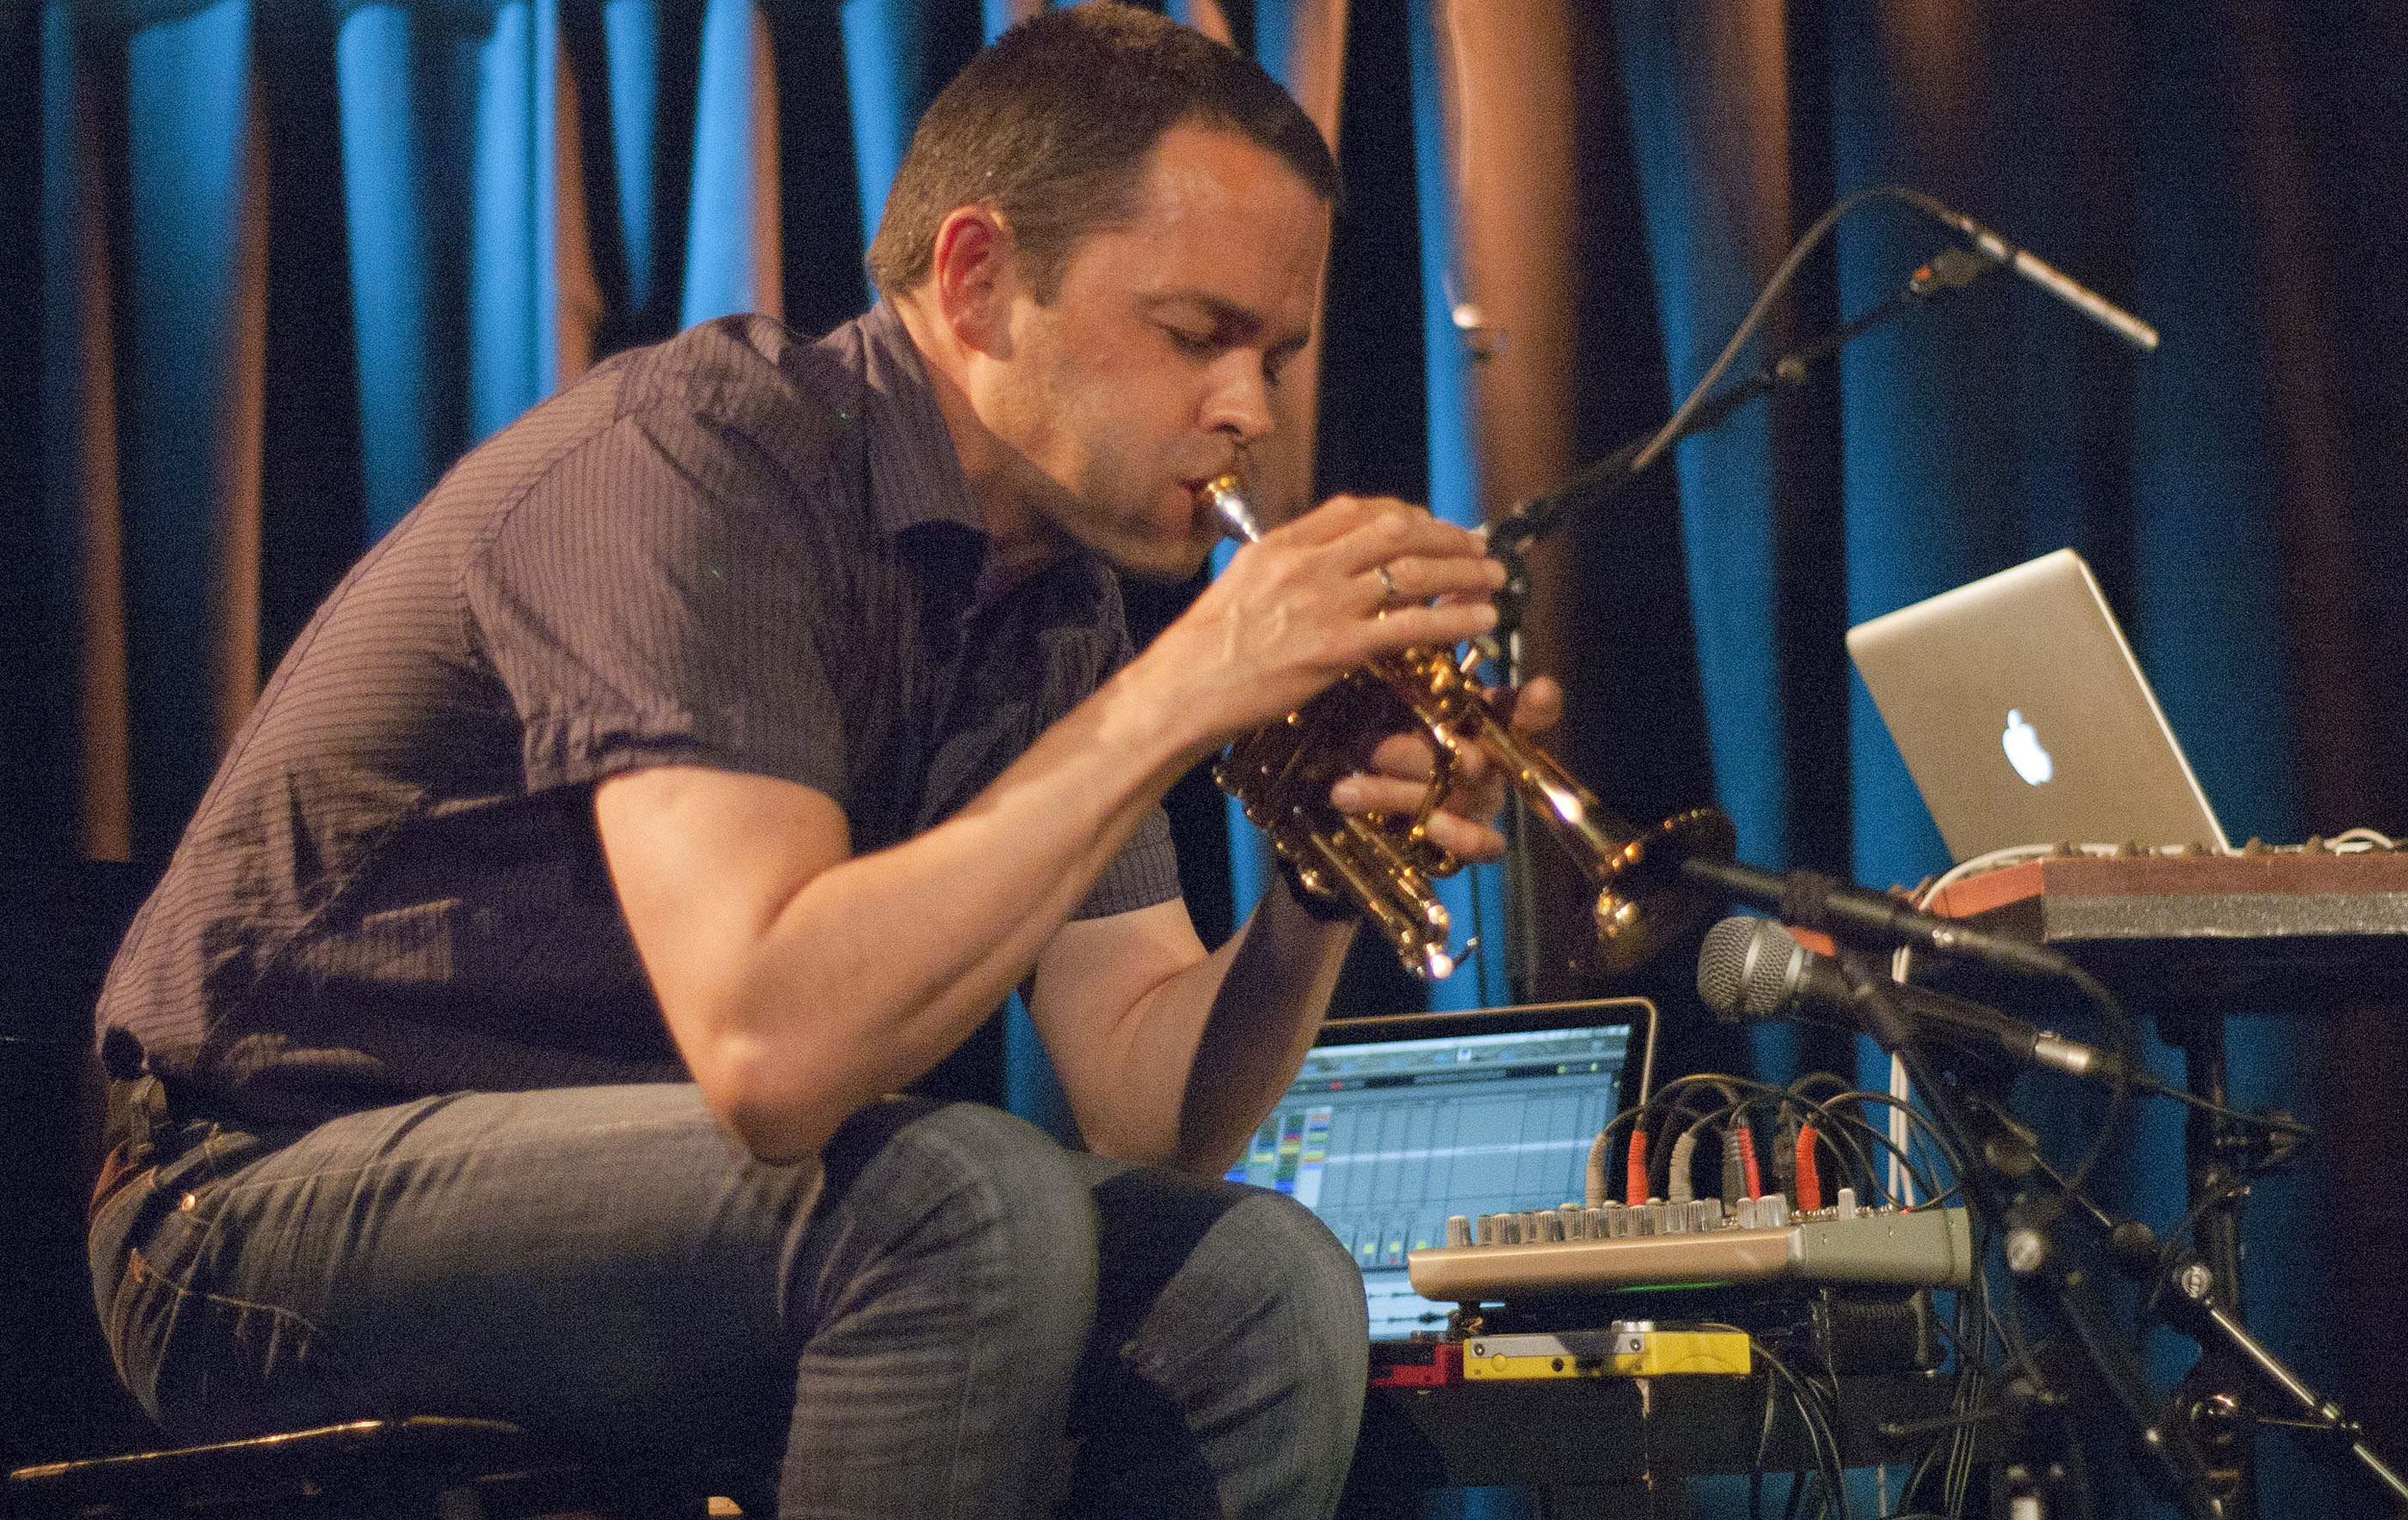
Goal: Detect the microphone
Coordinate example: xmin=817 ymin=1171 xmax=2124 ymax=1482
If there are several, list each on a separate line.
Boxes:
xmin=1914 ymin=199 xmax=2159 ymax=352
xmin=1697 ymin=915 xmax=2128 ymax=1085
xmin=1677 ymin=855 xmax=2074 ymax=981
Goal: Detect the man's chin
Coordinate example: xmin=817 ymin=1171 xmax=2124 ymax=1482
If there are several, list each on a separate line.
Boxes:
xmin=1110 ymin=537 xmax=1217 ymax=585
xmin=1042 ymin=486 xmax=1220 ymax=581
xmin=1066 ymin=508 xmax=1218 ymax=583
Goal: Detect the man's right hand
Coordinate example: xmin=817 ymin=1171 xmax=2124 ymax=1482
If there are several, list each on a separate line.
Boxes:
xmin=1134 ymin=493 xmax=1504 ymax=758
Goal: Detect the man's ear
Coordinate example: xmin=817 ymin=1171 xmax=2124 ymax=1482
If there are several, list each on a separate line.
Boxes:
xmin=927 ymin=205 xmax=1020 ymax=357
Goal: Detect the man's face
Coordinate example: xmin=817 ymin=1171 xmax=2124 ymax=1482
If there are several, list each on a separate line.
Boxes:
xmin=972 ymin=120 xmax=1332 ymax=580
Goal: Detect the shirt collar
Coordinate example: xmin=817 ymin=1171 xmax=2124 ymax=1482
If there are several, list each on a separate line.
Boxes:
xmin=846 ymin=299 xmax=987 ymax=543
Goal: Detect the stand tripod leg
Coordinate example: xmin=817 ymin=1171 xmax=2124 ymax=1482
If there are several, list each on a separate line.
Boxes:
xmin=2155 ymin=1271 xmax=2408 ymax=1510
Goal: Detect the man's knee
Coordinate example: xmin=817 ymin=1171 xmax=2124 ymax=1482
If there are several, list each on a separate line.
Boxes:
xmin=1074 ymin=1185 xmax=1365 ymax=1519
xmin=809 ymin=1101 xmax=1099 ymax=1340
xmin=1100 ymin=1179 xmax=1367 ymax=1388
xmin=838 ymin=1100 xmax=1095 ymax=1238
xmin=1213 ymin=1188 xmax=1369 ymax=1380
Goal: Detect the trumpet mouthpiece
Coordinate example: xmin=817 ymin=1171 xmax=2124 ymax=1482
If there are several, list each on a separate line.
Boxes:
xmin=1198 ymin=475 xmax=1263 ymax=543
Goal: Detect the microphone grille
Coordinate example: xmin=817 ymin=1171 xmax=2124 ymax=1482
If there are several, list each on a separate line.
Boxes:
xmin=1736 ymin=918 xmax=1803 ymax=1019
xmin=1696 ymin=916 xmax=1758 ymax=1014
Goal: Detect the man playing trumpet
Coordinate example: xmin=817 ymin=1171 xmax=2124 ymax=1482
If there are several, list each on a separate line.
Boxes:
xmin=91 ymin=7 xmax=1557 ymax=1515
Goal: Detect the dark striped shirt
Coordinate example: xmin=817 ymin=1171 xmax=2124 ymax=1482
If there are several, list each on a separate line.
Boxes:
xmin=95 ymin=303 xmax=1181 ymax=1125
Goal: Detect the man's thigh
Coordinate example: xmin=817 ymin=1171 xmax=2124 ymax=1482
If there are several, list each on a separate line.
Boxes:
xmin=116 ymin=1084 xmax=817 ymax=1452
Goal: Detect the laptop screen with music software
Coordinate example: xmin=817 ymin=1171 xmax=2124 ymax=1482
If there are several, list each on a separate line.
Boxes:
xmin=1225 ymin=1002 xmax=1644 ymax=1340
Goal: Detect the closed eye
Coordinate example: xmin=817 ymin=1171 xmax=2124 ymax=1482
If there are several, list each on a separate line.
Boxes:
xmin=1263 ymin=336 xmax=1308 ymax=389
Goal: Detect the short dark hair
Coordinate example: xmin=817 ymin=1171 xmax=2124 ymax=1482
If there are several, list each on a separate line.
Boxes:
xmin=865 ymin=4 xmax=1340 ymax=303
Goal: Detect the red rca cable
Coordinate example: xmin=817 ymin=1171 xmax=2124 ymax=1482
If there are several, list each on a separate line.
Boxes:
xmin=1794 ymin=1124 xmax=1823 ymax=1213
xmin=1735 ymin=1122 xmax=1763 ymax=1198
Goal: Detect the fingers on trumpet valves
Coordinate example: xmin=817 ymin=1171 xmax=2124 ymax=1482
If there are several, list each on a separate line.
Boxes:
xmin=1327 ymin=771 xmax=1416 ymax=815
xmin=1336 ymin=809 xmax=1453 ymax=885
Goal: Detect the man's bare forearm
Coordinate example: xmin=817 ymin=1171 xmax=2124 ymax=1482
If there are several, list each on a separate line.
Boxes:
xmin=1048 ymin=878 xmax=1354 ymax=1176
xmin=1172 ymin=881 xmax=1358 ymax=1174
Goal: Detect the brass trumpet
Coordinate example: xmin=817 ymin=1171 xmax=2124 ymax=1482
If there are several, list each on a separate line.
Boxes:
xmin=1199 ymin=475 xmax=1735 ymax=980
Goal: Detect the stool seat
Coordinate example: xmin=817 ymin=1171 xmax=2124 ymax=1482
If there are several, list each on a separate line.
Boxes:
xmin=5 ymin=1417 xmax=719 ymax=1518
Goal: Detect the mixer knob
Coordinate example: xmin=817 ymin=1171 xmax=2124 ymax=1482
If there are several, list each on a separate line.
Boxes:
xmin=1446 ymin=1215 xmax=1471 ymax=1248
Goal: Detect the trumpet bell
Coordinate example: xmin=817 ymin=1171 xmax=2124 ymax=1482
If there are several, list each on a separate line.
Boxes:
xmin=1589 ymin=806 xmax=1738 ymax=974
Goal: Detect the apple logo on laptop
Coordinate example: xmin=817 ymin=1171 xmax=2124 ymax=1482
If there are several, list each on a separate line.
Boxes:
xmin=2002 ymin=709 xmax=2054 ymax=785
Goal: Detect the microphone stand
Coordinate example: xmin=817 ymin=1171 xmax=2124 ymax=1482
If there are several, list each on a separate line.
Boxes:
xmin=1689 ymin=855 xmax=2406 ymax=1513
xmin=1830 ymin=949 xmax=2233 ymax=1520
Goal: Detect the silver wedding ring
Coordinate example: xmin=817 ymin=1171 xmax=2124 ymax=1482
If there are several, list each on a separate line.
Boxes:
xmin=1374 ymin=563 xmax=1399 ymax=601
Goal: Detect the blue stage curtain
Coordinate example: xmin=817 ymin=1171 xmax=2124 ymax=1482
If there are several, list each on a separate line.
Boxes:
xmin=1611 ymin=0 xmax=1832 ymax=1085
xmin=335 ymin=6 xmax=445 ymax=537
xmin=1614 ymin=0 xmax=1795 ymax=876
xmin=13 ymin=2 xmax=2408 ymax=1508
xmin=681 ymin=0 xmax=772 ymax=327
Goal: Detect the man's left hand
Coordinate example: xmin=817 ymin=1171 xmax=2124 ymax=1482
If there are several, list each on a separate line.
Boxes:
xmin=1327 ymin=674 xmax=1564 ymax=863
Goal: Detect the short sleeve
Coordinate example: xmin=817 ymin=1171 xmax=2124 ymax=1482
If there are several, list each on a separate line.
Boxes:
xmin=1071 ymin=806 xmax=1182 ymax=920
xmin=465 ymin=405 xmax=853 ymax=803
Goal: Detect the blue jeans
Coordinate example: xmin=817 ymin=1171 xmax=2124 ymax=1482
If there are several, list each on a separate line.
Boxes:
xmin=89 ymin=1084 xmax=1368 ymax=1518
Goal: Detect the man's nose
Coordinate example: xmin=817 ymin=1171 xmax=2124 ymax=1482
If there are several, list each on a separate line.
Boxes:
xmin=1203 ymin=354 xmax=1275 ymax=444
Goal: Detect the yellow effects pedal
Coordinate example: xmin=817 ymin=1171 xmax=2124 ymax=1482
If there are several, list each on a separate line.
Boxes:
xmin=1461 ymin=1322 xmax=1752 ymax=1380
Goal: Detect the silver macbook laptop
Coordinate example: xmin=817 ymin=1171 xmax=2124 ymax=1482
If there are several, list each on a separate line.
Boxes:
xmin=1846 ymin=548 xmax=2229 ymax=861
xmin=1226 ymin=1001 xmax=1646 ymax=1339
